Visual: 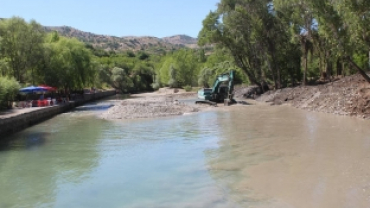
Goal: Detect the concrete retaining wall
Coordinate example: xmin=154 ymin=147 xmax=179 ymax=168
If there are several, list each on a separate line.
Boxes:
xmin=0 ymin=90 xmax=115 ymax=137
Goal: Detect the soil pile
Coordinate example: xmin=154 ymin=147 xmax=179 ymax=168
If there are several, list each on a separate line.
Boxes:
xmin=253 ymin=74 xmax=370 ymax=119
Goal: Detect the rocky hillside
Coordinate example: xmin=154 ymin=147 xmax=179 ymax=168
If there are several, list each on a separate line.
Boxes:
xmin=162 ymin=35 xmax=198 ymax=48
xmin=44 ymin=26 xmax=198 ymax=53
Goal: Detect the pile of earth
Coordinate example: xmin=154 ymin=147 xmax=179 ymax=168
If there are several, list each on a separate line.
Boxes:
xmin=101 ymin=93 xmax=200 ymax=120
xmin=237 ymin=74 xmax=370 ymax=119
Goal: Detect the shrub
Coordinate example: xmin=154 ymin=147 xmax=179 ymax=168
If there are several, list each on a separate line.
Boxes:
xmin=0 ymin=76 xmax=21 ymax=109
xmin=152 ymin=82 xmax=160 ymax=90
xmin=183 ymin=85 xmax=192 ymax=92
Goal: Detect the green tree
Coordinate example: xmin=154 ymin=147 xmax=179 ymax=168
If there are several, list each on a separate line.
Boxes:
xmin=42 ymin=35 xmax=97 ymax=90
xmin=198 ymin=67 xmax=214 ymax=88
xmin=0 ymin=76 xmax=20 ymax=109
xmin=317 ymin=0 xmax=370 ymax=82
xmin=158 ymin=56 xmax=174 ymax=85
xmin=173 ymin=49 xmax=199 ymax=87
xmin=198 ymin=0 xmax=287 ymax=90
xmin=168 ymin=64 xmax=178 ymax=88
xmin=111 ymin=67 xmax=133 ymax=93
xmin=275 ymin=0 xmax=316 ymax=85
xmin=0 ymin=17 xmax=45 ymax=83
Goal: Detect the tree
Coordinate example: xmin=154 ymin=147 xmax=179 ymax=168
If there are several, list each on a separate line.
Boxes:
xmin=308 ymin=0 xmax=370 ymax=82
xmin=172 ymin=49 xmax=199 ymax=87
xmin=131 ymin=63 xmax=154 ymax=92
xmin=168 ymin=64 xmax=178 ymax=88
xmin=0 ymin=76 xmax=20 ymax=109
xmin=111 ymin=67 xmax=133 ymax=93
xmin=334 ymin=0 xmax=370 ymax=82
xmin=41 ymin=35 xmax=97 ymax=90
xmin=198 ymin=67 xmax=214 ymax=88
xmin=198 ymin=0 xmax=288 ymax=90
xmin=0 ymin=17 xmax=45 ymax=83
xmin=274 ymin=0 xmax=317 ymax=85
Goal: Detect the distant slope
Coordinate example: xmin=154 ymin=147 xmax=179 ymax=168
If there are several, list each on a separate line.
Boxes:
xmin=162 ymin=35 xmax=198 ymax=48
xmin=44 ymin=26 xmax=199 ymax=53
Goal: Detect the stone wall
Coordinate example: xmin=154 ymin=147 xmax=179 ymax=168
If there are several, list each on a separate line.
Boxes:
xmin=0 ymin=90 xmax=116 ymax=137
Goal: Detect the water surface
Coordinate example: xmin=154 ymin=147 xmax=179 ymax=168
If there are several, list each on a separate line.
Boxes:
xmin=208 ymin=104 xmax=370 ymax=207
xmin=1 ymin=99 xmax=370 ymax=207
xmin=0 ymin=100 xmax=236 ymax=208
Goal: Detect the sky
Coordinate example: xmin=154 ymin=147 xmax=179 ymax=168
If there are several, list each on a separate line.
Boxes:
xmin=0 ymin=0 xmax=219 ymax=38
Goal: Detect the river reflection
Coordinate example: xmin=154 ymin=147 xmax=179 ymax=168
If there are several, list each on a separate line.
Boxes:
xmin=0 ymin=111 xmax=105 ymax=208
xmin=0 ymin=132 xmax=49 ymax=151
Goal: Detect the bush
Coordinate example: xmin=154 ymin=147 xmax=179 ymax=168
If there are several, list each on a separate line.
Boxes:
xmin=0 ymin=77 xmax=20 ymax=109
xmin=183 ymin=85 xmax=192 ymax=92
xmin=168 ymin=78 xmax=178 ymax=88
xmin=152 ymin=74 xmax=162 ymax=90
xmin=152 ymin=82 xmax=160 ymax=90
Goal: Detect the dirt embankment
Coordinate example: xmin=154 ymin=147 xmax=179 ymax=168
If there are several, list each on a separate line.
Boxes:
xmin=240 ymin=74 xmax=370 ymax=119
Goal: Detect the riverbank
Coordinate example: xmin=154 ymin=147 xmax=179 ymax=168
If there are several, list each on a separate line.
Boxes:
xmin=4 ymin=74 xmax=368 ymax=136
xmin=234 ymin=74 xmax=370 ymax=119
xmin=0 ymin=90 xmax=116 ymax=137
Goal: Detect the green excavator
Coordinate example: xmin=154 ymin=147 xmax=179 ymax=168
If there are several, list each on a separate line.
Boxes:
xmin=196 ymin=70 xmax=236 ymax=106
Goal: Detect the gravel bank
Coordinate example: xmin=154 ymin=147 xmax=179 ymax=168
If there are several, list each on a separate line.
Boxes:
xmin=100 ymin=89 xmax=202 ymax=120
xmin=101 ymin=99 xmax=199 ymax=119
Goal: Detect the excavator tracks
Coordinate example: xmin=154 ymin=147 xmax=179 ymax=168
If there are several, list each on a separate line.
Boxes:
xmin=195 ymin=100 xmax=217 ymax=106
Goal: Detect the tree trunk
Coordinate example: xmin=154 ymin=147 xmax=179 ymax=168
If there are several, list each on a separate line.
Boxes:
xmin=267 ymin=39 xmax=281 ymax=89
xmin=346 ymin=56 xmax=370 ymax=83
xmin=277 ymin=66 xmax=281 ymax=89
xmin=325 ymin=50 xmax=332 ymax=81
xmin=265 ymin=54 xmax=277 ymax=89
xmin=336 ymin=57 xmax=342 ymax=76
xmin=303 ymin=52 xmax=307 ymax=85
xmin=300 ymin=37 xmax=308 ymax=86
xmin=234 ymin=53 xmax=262 ymax=88
xmin=325 ymin=61 xmax=331 ymax=81
xmin=290 ymin=70 xmax=295 ymax=87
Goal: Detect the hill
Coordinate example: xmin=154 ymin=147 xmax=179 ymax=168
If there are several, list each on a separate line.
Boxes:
xmin=44 ymin=26 xmax=199 ymax=53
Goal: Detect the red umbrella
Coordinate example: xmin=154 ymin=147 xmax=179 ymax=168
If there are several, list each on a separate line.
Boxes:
xmin=38 ymin=85 xmax=58 ymax=91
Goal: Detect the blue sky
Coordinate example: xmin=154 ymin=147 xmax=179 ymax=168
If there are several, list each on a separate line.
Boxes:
xmin=0 ymin=0 xmax=219 ymax=38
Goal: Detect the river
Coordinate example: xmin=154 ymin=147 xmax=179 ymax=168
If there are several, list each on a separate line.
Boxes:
xmin=1 ymin=98 xmax=370 ymax=208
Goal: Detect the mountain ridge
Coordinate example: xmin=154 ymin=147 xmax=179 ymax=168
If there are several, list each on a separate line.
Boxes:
xmin=44 ymin=25 xmax=199 ymax=52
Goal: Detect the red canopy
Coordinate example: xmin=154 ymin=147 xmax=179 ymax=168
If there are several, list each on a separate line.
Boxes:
xmin=38 ymin=85 xmax=57 ymax=91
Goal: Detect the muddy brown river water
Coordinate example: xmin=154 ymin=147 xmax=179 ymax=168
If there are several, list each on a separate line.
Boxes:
xmin=1 ymin=98 xmax=370 ymax=207
xmin=211 ymin=104 xmax=370 ymax=207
